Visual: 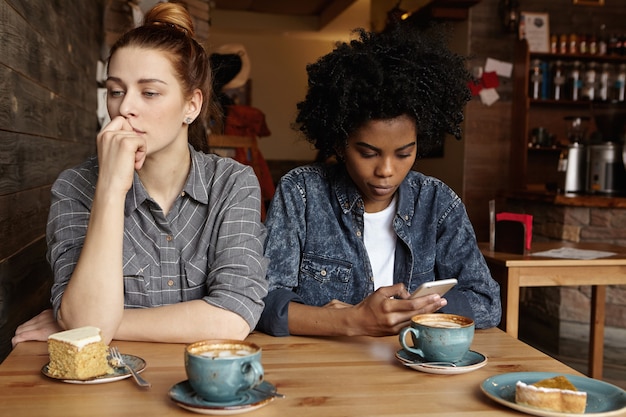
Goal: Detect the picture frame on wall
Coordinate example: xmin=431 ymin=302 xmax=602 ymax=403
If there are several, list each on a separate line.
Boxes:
xmin=519 ymin=12 xmax=550 ymax=53
xmin=573 ymin=0 xmax=604 ymax=5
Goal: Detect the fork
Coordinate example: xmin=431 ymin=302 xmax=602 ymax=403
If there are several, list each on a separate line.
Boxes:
xmin=110 ymin=346 xmax=151 ymax=387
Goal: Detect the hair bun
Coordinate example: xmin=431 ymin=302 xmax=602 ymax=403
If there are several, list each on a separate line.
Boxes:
xmin=143 ymin=2 xmax=195 ymax=37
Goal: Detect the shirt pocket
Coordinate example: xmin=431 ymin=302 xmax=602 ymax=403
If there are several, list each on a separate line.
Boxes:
xmin=182 ymin=258 xmax=209 ymax=302
xmin=123 ymin=263 xmax=151 ymax=307
xmin=299 ymin=253 xmax=353 ymax=305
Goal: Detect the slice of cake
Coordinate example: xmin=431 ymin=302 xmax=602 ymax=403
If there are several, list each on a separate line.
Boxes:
xmin=47 ymin=326 xmax=113 ymax=380
xmin=515 ymin=375 xmax=587 ymax=414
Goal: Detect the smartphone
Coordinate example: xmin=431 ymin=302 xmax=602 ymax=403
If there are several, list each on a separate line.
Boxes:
xmin=409 ymin=278 xmax=458 ymax=299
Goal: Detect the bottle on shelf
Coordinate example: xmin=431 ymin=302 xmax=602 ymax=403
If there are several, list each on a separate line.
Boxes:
xmin=609 ymin=33 xmax=619 ymax=55
xmin=529 ymin=59 xmax=543 ymax=100
xmin=588 ymin=33 xmax=597 ymax=55
xmin=559 ymin=34 xmax=568 ymax=54
xmin=613 ymin=63 xmax=626 ymax=102
xmin=581 ymin=62 xmax=597 ymax=101
xmin=598 ymin=62 xmax=611 ymax=101
xmin=550 ymin=34 xmax=558 ymax=54
xmin=565 ymin=61 xmax=582 ymax=101
xmin=598 ymin=25 xmax=608 ymax=56
xmin=569 ymin=33 xmax=578 ymax=55
xmin=552 ymin=60 xmax=565 ymax=101
xmin=579 ymin=34 xmax=588 ymax=55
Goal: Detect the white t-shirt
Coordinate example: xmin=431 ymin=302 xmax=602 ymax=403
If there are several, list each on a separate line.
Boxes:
xmin=363 ymin=197 xmax=397 ymax=290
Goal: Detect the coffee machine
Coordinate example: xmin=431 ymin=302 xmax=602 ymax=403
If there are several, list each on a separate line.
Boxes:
xmin=559 ymin=112 xmax=626 ymax=195
xmin=587 ymin=142 xmax=626 ymax=194
xmin=562 ymin=142 xmax=587 ymax=193
xmin=587 ymin=108 xmax=626 ymax=195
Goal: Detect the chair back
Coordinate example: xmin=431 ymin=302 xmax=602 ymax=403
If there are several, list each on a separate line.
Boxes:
xmin=208 ymin=134 xmax=258 ymax=163
xmin=207 ymin=133 xmax=272 ymax=220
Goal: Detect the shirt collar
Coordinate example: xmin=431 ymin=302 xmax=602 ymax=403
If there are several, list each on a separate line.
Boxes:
xmin=124 ymin=144 xmax=209 ymax=215
xmin=332 ymin=165 xmax=363 ymax=214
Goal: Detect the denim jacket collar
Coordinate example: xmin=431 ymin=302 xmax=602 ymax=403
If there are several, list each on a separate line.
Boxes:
xmin=331 ymin=164 xmax=415 ymax=225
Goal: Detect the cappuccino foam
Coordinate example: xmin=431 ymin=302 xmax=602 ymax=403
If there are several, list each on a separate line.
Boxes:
xmin=418 ymin=320 xmax=462 ymax=328
xmin=199 ymin=349 xmax=251 ymax=358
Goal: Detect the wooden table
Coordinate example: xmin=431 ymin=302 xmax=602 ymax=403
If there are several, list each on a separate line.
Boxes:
xmin=0 ymin=328 xmax=586 ymax=416
xmin=480 ymin=241 xmax=626 ymax=380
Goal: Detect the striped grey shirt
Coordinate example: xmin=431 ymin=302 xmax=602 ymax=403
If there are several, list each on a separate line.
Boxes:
xmin=47 ymin=146 xmax=269 ymax=329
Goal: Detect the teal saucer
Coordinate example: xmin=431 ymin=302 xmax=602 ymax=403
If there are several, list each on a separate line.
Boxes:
xmin=169 ymin=380 xmax=276 ymax=415
xmin=396 ymin=349 xmax=488 ymax=374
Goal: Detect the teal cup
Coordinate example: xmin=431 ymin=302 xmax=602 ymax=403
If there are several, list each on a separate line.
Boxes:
xmin=398 ymin=313 xmax=475 ymax=363
xmin=185 ymin=340 xmax=264 ymax=402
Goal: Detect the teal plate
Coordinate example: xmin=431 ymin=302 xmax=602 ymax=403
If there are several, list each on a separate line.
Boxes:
xmin=481 ymin=372 xmax=626 ymax=416
xmin=42 ymin=353 xmax=146 ymax=384
xmin=169 ymin=380 xmax=275 ymax=415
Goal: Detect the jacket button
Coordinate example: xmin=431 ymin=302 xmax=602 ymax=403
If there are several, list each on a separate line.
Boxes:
xmin=320 ymin=269 xmax=327 ymax=277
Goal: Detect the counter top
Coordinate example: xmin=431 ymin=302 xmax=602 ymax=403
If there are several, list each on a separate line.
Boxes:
xmin=503 ymin=189 xmax=626 ymax=208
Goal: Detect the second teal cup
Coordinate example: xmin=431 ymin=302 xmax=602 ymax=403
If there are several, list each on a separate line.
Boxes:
xmin=398 ymin=313 xmax=474 ymax=363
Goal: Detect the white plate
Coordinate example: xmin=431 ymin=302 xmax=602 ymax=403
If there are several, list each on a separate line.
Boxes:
xmin=169 ymin=380 xmax=276 ymax=415
xmin=396 ymin=349 xmax=488 ymax=375
xmin=481 ymin=372 xmax=626 ymax=416
xmin=42 ymin=353 xmax=146 ymax=384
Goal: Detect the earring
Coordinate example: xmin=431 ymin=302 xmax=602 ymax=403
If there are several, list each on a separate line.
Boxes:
xmin=184 ymin=117 xmax=194 ymax=124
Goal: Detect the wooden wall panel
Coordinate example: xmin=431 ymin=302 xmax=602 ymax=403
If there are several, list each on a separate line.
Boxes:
xmin=0 ymin=238 xmax=52 ymax=362
xmin=0 ymin=0 xmax=103 ymax=363
xmin=0 ymin=186 xmax=51 ymax=258
xmin=463 ymin=100 xmax=511 ymax=241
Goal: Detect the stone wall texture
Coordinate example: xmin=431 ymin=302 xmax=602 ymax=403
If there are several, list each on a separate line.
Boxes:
xmin=505 ymin=199 xmax=626 ymax=361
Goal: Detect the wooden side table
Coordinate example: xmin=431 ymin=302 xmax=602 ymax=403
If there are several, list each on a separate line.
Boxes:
xmin=479 ymin=241 xmax=626 ymax=379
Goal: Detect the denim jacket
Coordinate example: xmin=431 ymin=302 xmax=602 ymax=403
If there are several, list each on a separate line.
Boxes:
xmin=257 ymin=163 xmax=501 ymax=336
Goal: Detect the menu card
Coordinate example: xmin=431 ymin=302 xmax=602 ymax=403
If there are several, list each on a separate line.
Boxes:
xmin=532 ymin=247 xmax=616 ymax=260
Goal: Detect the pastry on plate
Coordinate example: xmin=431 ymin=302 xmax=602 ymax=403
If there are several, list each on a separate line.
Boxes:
xmin=515 ymin=375 xmax=587 ymax=414
xmin=47 ymin=326 xmax=113 ymax=380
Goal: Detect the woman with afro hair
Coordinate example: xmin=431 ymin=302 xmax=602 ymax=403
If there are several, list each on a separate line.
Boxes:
xmin=257 ymin=24 xmax=501 ymax=337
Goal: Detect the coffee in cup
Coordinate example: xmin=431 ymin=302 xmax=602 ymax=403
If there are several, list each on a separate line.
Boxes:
xmin=398 ymin=313 xmax=474 ymax=363
xmin=185 ymin=340 xmax=264 ymax=402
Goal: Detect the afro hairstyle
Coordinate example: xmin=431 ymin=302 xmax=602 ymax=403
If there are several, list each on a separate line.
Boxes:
xmin=294 ymin=23 xmax=472 ymax=159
